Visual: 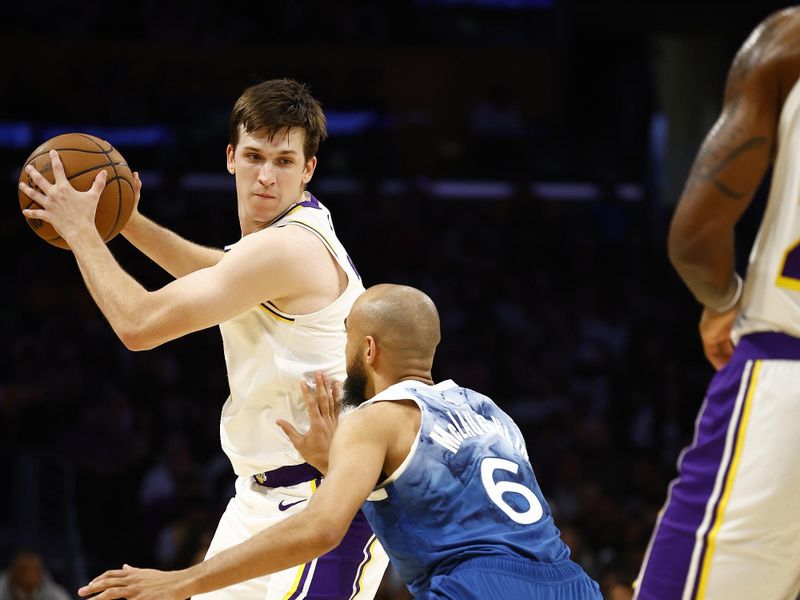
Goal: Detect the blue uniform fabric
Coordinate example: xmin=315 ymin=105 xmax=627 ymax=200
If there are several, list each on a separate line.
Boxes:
xmin=358 ymin=380 xmax=600 ymax=599
xmin=425 ymin=556 xmax=601 ymax=600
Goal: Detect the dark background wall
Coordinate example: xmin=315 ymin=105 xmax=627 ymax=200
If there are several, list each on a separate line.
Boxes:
xmin=0 ymin=1 xmax=793 ymax=597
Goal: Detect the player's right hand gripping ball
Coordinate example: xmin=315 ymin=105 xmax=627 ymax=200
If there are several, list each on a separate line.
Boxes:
xmin=18 ymin=132 xmax=135 ymax=249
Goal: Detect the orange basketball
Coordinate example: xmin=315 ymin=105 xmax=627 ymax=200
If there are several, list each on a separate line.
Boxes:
xmin=18 ymin=133 xmax=135 ymax=249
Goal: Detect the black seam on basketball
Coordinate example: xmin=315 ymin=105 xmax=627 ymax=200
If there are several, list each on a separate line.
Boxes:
xmin=24 ymin=134 xmax=114 ymax=170
xmin=63 ymin=160 xmax=129 ymax=183
xmin=23 ymin=156 xmax=127 ymax=182
xmin=102 ymin=175 xmax=128 ymax=240
xmin=103 ymin=149 xmax=125 ymax=239
xmin=25 ymin=147 xmax=115 ymax=164
xmin=78 ymin=134 xmax=113 ymax=154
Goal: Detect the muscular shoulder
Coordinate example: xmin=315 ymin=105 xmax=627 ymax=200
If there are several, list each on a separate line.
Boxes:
xmin=340 ymin=401 xmax=420 ymax=442
xmin=732 ymin=9 xmax=800 ymax=90
xmin=229 ymin=224 xmax=335 ymax=276
xmin=345 ymin=400 xmax=421 ymax=474
xmin=216 ymin=224 xmax=339 ymax=307
xmin=234 ymin=223 xmax=325 ymax=252
xmin=764 ymin=6 xmax=800 ymax=42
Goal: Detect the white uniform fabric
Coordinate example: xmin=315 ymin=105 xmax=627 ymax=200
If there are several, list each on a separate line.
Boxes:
xmin=196 ymin=477 xmax=320 ymax=600
xmin=200 ymin=193 xmax=387 ymax=599
xmin=219 ymin=193 xmax=364 ymax=476
xmin=733 ymin=77 xmax=800 ymax=343
xmin=195 ymin=477 xmax=389 ymax=600
xmin=690 ymin=360 xmax=800 ymax=600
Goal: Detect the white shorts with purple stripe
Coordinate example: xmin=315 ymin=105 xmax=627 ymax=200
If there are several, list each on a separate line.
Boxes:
xmin=194 ymin=475 xmax=388 ymax=600
xmin=634 ymin=332 xmax=800 ymax=600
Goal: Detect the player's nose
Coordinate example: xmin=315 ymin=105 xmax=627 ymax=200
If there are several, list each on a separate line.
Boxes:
xmin=258 ymin=164 xmax=277 ymax=186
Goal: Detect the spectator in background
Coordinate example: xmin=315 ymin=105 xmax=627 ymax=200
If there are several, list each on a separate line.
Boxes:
xmin=0 ymin=551 xmax=70 ymax=600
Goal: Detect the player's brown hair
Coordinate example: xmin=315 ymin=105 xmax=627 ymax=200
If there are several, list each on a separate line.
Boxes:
xmin=229 ymin=78 xmax=327 ymax=160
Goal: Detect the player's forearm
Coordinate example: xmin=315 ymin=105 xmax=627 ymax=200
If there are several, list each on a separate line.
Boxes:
xmin=68 ymin=230 xmax=164 ymax=350
xmin=668 ymin=228 xmax=739 ymax=310
xmin=123 ymin=212 xmax=224 ymax=278
xmin=181 ymin=514 xmax=341 ymax=598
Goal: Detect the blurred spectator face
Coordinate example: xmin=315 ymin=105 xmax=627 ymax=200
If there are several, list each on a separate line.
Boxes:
xmin=226 ymin=126 xmax=317 ymax=234
xmin=9 ymin=553 xmax=43 ymax=593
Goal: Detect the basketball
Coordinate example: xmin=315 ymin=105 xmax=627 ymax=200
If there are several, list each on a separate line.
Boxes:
xmin=18 ymin=133 xmax=135 ymax=250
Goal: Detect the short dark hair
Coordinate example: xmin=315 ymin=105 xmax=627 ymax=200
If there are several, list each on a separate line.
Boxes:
xmin=229 ymin=78 xmax=327 ymax=160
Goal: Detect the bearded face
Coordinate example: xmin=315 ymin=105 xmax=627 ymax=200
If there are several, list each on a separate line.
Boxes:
xmin=342 ymin=350 xmax=369 ymax=408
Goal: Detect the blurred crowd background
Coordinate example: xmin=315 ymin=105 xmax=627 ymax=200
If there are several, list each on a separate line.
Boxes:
xmin=0 ymin=1 xmax=792 ymax=598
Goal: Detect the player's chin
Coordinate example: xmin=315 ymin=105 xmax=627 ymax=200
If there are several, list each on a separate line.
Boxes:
xmin=245 ymin=200 xmax=279 ymax=222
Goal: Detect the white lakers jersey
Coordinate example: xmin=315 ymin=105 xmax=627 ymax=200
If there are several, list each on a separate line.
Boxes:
xmin=218 ymin=193 xmax=364 ymax=476
xmin=733 ymin=76 xmax=800 ymax=343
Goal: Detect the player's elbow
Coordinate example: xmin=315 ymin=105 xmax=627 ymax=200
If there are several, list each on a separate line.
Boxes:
xmin=116 ymin=324 xmax=160 ymax=351
xmin=316 ymin=523 xmax=348 ymax=553
xmin=305 ymin=509 xmax=349 ymax=552
xmin=118 ymin=332 xmax=151 ymax=351
xmin=667 ymin=237 xmax=691 ymax=272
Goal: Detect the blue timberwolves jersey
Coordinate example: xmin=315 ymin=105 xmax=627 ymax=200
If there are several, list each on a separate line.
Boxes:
xmin=358 ymin=379 xmax=570 ymax=597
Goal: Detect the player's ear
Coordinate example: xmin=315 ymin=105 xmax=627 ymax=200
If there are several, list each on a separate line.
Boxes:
xmin=302 ymin=156 xmax=317 ymax=184
xmin=365 ymin=335 xmax=377 ymax=366
xmin=226 ymin=144 xmax=236 ymax=174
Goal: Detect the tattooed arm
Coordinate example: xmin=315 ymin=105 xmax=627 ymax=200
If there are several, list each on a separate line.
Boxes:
xmin=668 ymin=8 xmax=800 ymax=367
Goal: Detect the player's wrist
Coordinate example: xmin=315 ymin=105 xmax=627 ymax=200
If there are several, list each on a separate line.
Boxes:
xmin=121 ymin=210 xmax=146 ymax=236
xmin=59 ymin=222 xmax=105 ymax=249
xmin=703 ymin=273 xmax=743 ymax=313
xmin=177 ymin=566 xmax=204 ymax=598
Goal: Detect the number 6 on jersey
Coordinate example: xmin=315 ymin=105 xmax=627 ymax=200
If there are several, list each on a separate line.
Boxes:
xmin=480 ymin=457 xmax=544 ymax=525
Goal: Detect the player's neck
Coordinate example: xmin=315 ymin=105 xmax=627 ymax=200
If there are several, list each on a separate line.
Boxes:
xmin=371 ymin=372 xmax=434 ymax=396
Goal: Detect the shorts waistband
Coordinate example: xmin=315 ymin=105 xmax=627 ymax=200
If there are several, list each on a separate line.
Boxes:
xmin=253 ymin=463 xmax=321 ymax=488
xmin=736 ymin=332 xmax=800 ymax=362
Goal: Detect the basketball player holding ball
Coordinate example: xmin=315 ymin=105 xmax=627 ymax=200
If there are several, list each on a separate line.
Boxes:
xmin=19 ymin=78 xmax=389 ymax=600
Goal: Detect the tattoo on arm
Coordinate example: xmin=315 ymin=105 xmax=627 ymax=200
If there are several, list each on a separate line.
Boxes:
xmin=689 ymin=131 xmax=768 ymax=199
xmin=687 ymin=10 xmax=785 ymax=200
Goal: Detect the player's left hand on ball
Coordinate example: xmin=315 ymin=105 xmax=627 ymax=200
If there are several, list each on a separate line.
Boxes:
xmin=19 ymin=149 xmax=107 ymax=240
xmin=277 ymin=371 xmax=341 ymax=474
xmin=78 ymin=564 xmax=187 ymax=600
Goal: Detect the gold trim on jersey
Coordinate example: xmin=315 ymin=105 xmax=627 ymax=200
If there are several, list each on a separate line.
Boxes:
xmin=280 ymin=478 xmax=321 ymax=600
xmin=281 ymin=560 xmax=314 ymax=600
xmin=269 ymin=199 xmax=307 ymax=227
xmin=348 ymin=535 xmax=380 ymax=600
xmin=259 ymin=302 xmax=295 ymax=323
xmin=776 ymin=238 xmax=800 ymax=290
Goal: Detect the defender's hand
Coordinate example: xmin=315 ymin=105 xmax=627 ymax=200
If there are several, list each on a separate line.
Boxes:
xmin=78 ymin=564 xmax=189 ymax=600
xmin=277 ymin=372 xmax=341 ymax=474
